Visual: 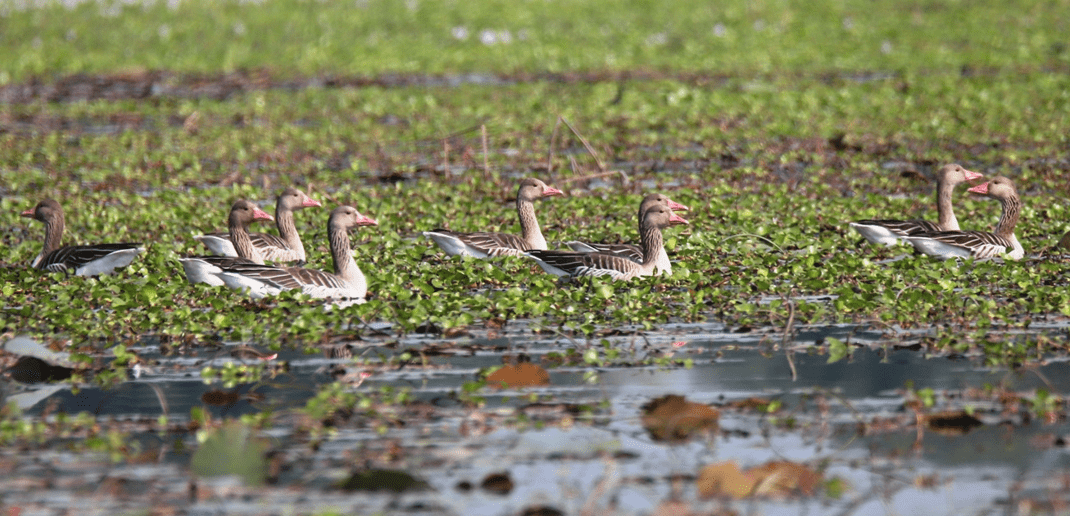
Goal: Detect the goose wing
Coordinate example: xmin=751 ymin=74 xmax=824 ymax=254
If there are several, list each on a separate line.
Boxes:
xmin=40 ymin=243 xmax=144 ymax=274
xmin=526 ymin=250 xmax=639 ymax=280
xmin=565 ymin=241 xmax=643 ymax=263
xmin=851 ymin=219 xmax=940 ymax=237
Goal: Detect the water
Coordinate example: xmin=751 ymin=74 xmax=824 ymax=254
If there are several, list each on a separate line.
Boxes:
xmin=3 ymin=323 xmax=1069 ymax=515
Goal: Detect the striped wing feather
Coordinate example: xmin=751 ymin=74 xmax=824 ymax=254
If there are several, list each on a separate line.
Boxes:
xmin=40 ymin=243 xmax=143 ymax=273
xmin=852 ymin=219 xmax=940 ymax=237
xmin=437 ymin=229 xmax=530 ymax=256
xmin=217 ymin=263 xmax=305 ymax=290
xmin=565 ymin=241 xmax=643 ymax=262
xmin=528 ymin=250 xmax=639 ymax=280
xmin=215 ymin=263 xmax=358 ymax=299
xmin=912 ymin=230 xmax=1012 ymax=259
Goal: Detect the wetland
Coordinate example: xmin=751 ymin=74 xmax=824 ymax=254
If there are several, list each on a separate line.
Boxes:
xmin=2 ymin=0 xmax=1070 ymax=514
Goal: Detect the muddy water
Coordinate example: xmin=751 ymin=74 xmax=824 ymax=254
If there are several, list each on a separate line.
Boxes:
xmin=4 ymin=323 xmax=1070 ymax=515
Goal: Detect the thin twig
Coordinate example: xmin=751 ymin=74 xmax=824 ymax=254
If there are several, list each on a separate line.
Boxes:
xmin=148 ymin=382 xmax=169 ymax=421
xmin=545 ymin=116 xmax=563 ymax=176
xmin=783 ymin=295 xmax=797 ymax=381
xmin=481 ymin=124 xmax=490 ymax=181
xmin=536 ymin=324 xmax=583 ymax=349
xmin=442 ymin=139 xmax=451 ymax=179
xmin=560 ymin=117 xmax=607 ymax=172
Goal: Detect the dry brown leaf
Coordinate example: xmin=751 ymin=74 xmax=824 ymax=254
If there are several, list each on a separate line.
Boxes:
xmin=747 ymin=461 xmax=821 ymax=497
xmin=925 ymin=410 xmax=983 ymax=436
xmin=650 ymin=500 xmax=695 ymax=516
xmin=698 ymin=460 xmax=823 ymax=499
xmin=696 ymin=460 xmax=753 ymax=499
xmin=641 ymin=394 xmax=719 ymax=442
xmin=486 ymin=363 xmax=550 ymax=388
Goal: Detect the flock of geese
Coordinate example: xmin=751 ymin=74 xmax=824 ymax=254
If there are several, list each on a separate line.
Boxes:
xmin=17 ymin=166 xmax=1023 ymax=304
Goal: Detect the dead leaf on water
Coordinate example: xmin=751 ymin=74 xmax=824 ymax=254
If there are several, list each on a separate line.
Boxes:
xmin=486 ymin=357 xmax=550 ymax=388
xmin=338 ymin=468 xmax=428 ymax=492
xmin=696 ymin=460 xmax=752 ymax=499
xmin=640 ymin=394 xmax=719 ymax=442
xmin=925 ymin=410 xmax=984 ymax=436
xmin=480 ymin=471 xmax=514 ymax=495
xmin=697 ymin=460 xmax=823 ymax=499
xmin=748 ymin=461 xmax=821 ymax=497
xmin=724 ymin=397 xmax=779 ymax=412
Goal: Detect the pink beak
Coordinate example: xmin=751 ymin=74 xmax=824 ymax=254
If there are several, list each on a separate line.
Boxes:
xmin=667 ymin=199 xmax=690 ymax=211
xmin=303 ymin=197 xmax=322 ymax=208
xmin=963 ymin=169 xmax=983 ymax=181
xmin=542 ymin=186 xmax=564 ymax=197
xmin=20 ymin=208 xmax=34 ymax=218
xmin=669 ymin=213 xmax=689 ymax=225
xmin=967 ymin=181 xmax=990 ymax=195
xmin=356 ymin=214 xmax=378 ymax=226
xmin=253 ymin=207 xmax=275 ymax=221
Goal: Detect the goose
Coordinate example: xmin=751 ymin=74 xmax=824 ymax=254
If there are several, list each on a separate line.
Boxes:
xmin=21 ymin=199 xmax=144 ymax=276
xmin=214 ymin=205 xmax=378 ymax=300
xmin=527 ymin=204 xmax=688 ymax=280
xmin=194 ymin=187 xmax=320 ymax=263
xmin=178 ymin=200 xmax=275 ymax=286
xmin=565 ymin=193 xmax=690 ymax=275
xmin=424 ymin=178 xmax=563 ymax=258
xmin=903 ymin=176 xmax=1023 ymax=260
xmin=850 ymin=164 xmax=982 ymax=246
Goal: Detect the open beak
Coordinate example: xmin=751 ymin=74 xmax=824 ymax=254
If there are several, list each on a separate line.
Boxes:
xmin=669 ymin=214 xmax=689 ymax=225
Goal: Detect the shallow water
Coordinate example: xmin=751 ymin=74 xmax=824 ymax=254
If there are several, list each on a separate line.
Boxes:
xmin=3 ymin=322 xmax=1069 ymax=515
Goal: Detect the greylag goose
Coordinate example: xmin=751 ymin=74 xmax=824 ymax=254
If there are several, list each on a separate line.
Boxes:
xmin=903 ymin=176 xmax=1023 ymax=260
xmin=565 ymin=193 xmax=690 ymax=275
xmin=849 ymin=164 xmax=982 ymax=246
xmin=21 ymin=199 xmax=144 ymax=276
xmin=179 ymin=200 xmax=275 ymax=286
xmin=527 ymin=204 xmax=688 ymax=280
xmin=195 ymin=187 xmax=320 ymax=263
xmin=424 ymin=178 xmax=563 ymax=258
xmin=215 ymin=206 xmax=378 ymax=300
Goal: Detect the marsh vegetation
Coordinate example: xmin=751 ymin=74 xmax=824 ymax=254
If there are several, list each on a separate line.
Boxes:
xmin=2 ymin=0 xmax=1070 ymax=514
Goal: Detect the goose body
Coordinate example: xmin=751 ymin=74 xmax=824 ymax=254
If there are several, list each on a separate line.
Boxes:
xmin=179 ymin=200 xmax=275 ymax=285
xmin=424 ymin=178 xmax=562 ymax=258
xmin=195 ymin=187 xmax=320 ymax=263
xmin=850 ymin=164 xmax=982 ymax=246
xmin=904 ymin=176 xmax=1024 ymax=260
xmin=565 ymin=193 xmax=689 ymax=275
xmin=179 ymin=256 xmax=255 ymax=287
xmin=215 ymin=206 xmax=378 ymax=301
xmin=528 ymin=205 xmax=688 ymax=280
xmin=21 ymin=199 xmax=144 ymax=276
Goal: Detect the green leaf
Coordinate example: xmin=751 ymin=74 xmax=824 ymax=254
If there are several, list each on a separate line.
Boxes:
xmin=827 ymin=337 xmax=849 ymax=364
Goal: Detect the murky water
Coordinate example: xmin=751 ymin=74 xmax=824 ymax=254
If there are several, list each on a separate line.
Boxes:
xmin=4 ymin=322 xmax=1070 ymax=515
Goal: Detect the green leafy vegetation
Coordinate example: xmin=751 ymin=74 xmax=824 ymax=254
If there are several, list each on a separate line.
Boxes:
xmin=2 ymin=2 xmax=1070 ymax=513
